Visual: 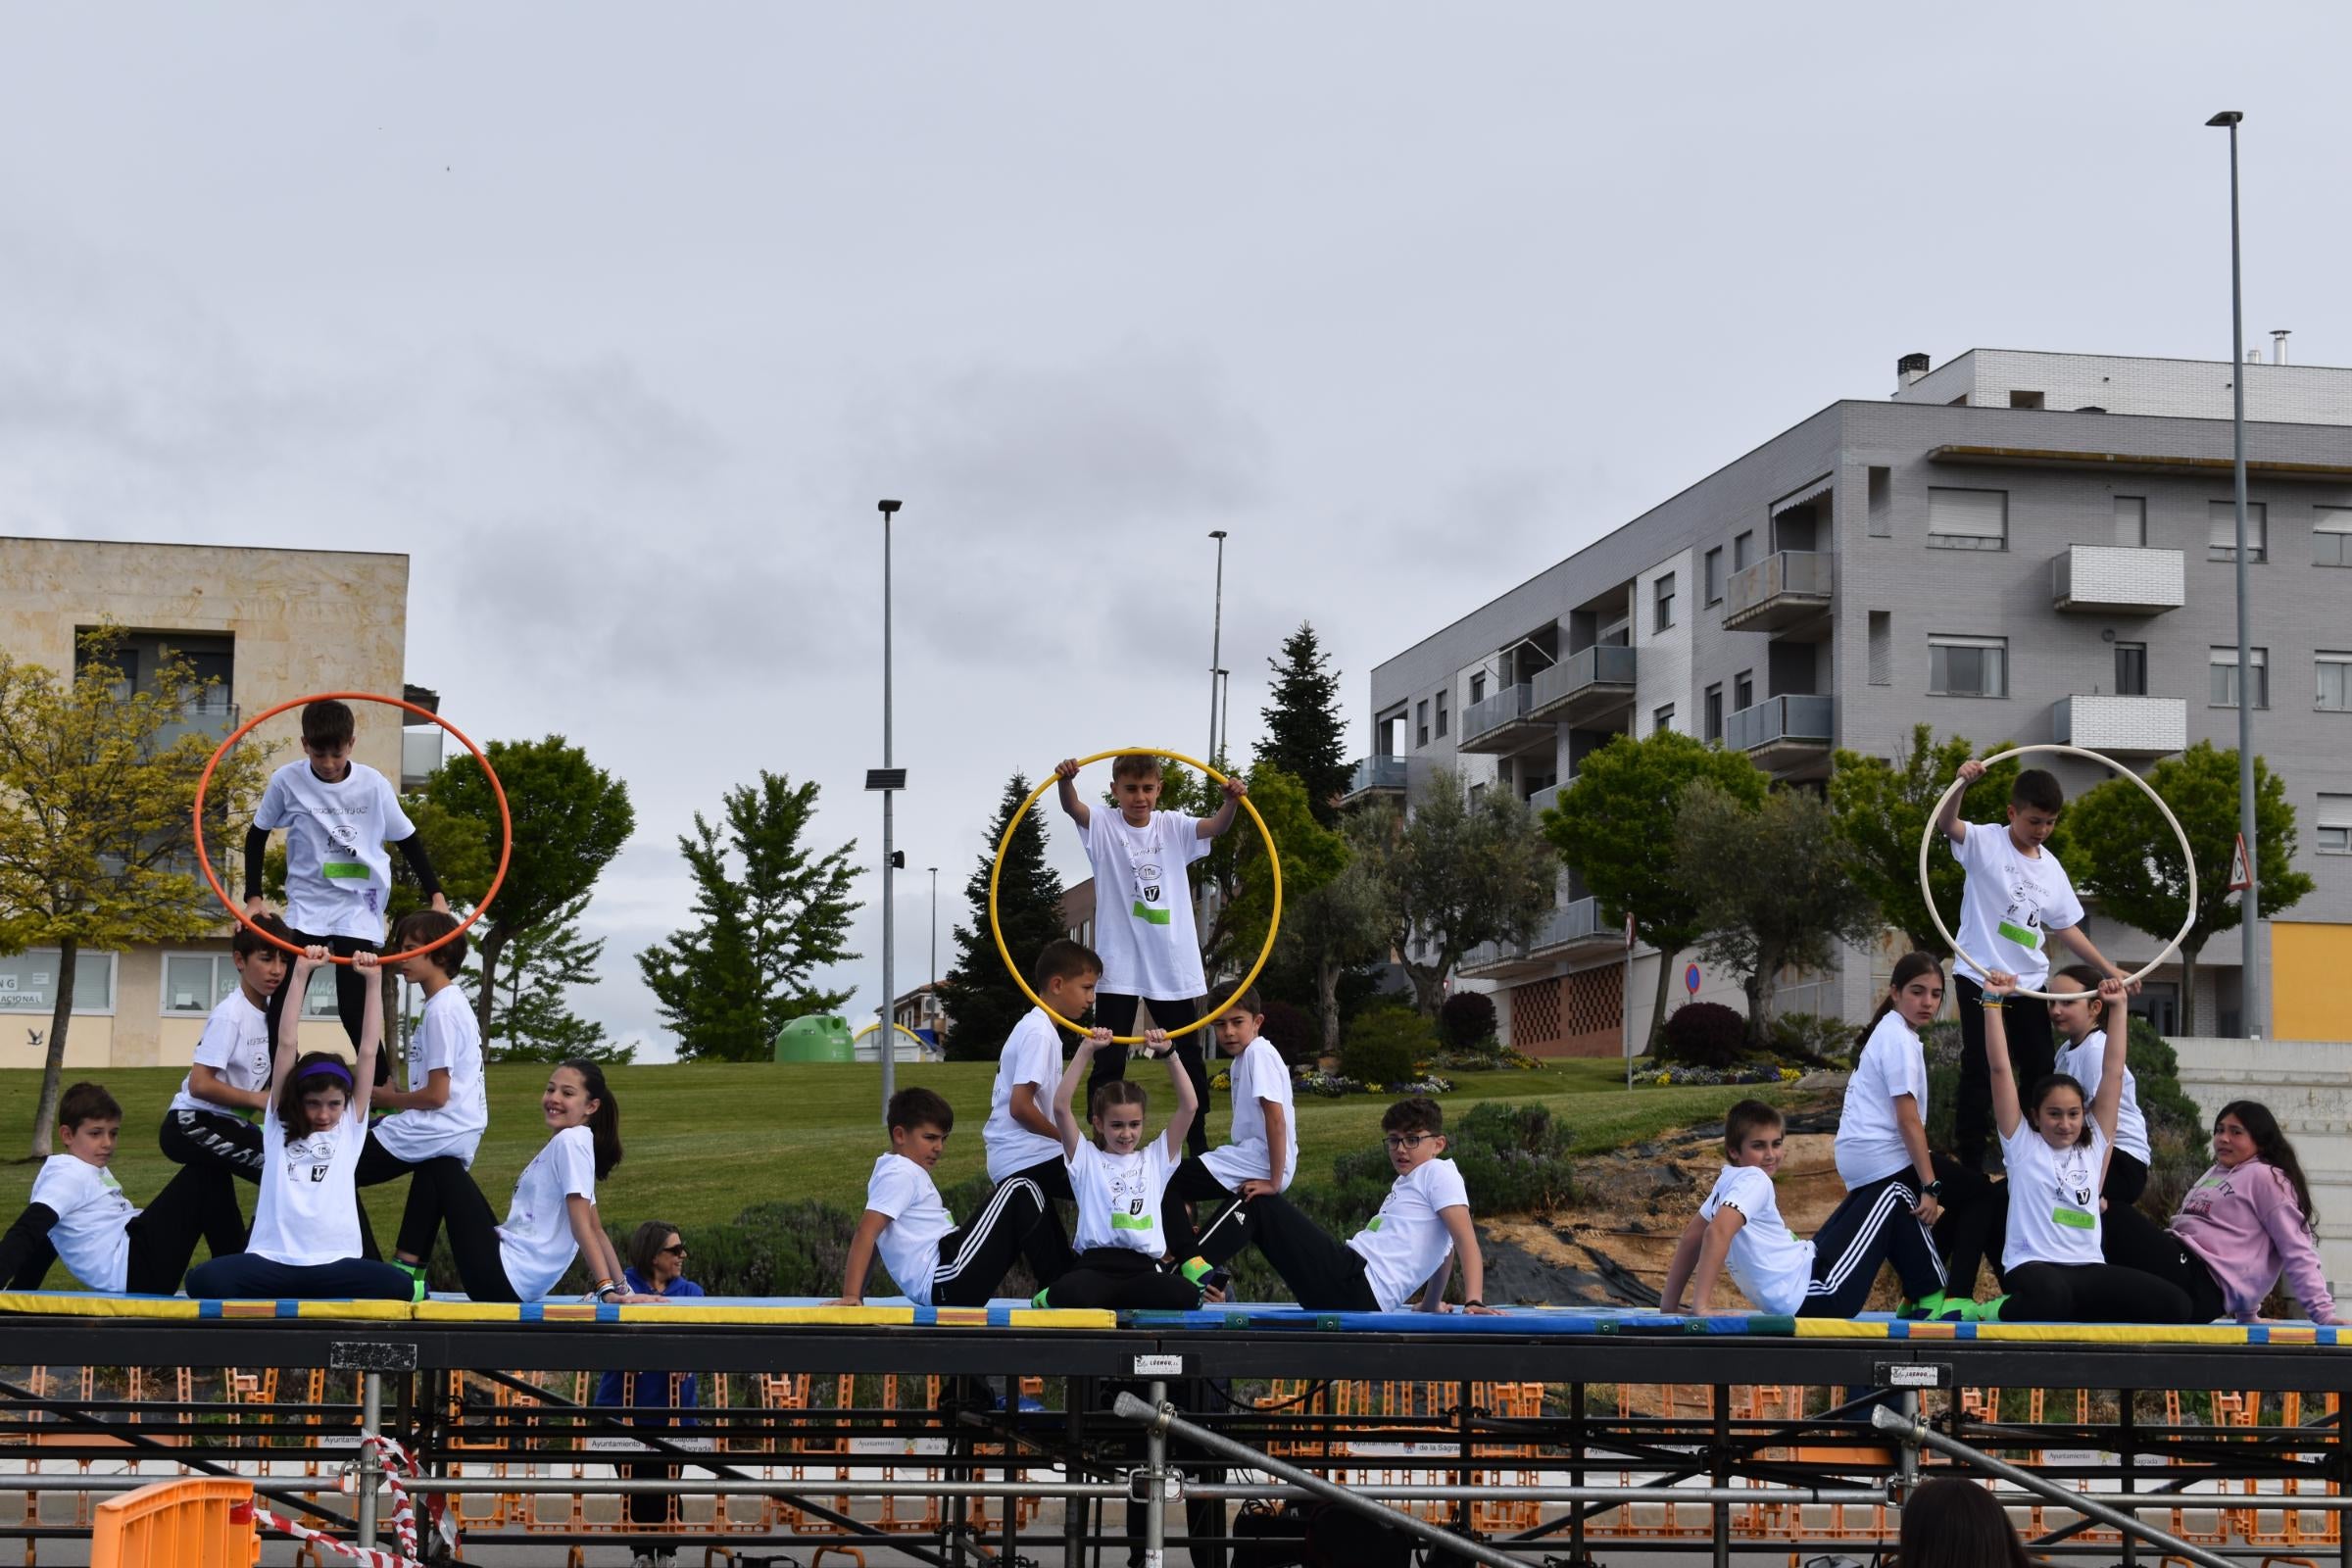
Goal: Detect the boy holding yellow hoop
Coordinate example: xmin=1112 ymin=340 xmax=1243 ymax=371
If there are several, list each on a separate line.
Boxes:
xmin=1054 ymin=754 xmax=1246 ymax=1156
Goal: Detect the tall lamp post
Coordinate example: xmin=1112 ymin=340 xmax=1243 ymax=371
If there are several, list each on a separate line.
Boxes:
xmin=867 ymin=500 xmax=908 ymax=1118
xmin=928 ymin=865 xmax=940 ymax=989
xmin=2208 ymin=110 xmax=2263 ymax=1039
xmin=1207 ymin=531 xmax=1229 ymax=760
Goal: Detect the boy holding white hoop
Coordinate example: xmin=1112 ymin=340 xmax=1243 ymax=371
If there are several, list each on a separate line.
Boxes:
xmin=1939 ymin=761 xmax=2132 ymax=1171
xmin=1054 ymin=754 xmax=1245 ymax=1157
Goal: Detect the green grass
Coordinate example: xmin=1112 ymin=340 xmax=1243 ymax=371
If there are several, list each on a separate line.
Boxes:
xmin=0 ymin=1057 xmax=1801 ymax=1283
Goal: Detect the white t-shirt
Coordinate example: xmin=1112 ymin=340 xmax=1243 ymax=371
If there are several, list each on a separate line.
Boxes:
xmin=1068 ymin=1137 xmax=1178 ymax=1254
xmin=169 ymin=989 xmax=272 ymax=1117
xmin=1950 ymin=822 xmax=2085 ymax=987
xmin=1082 ymin=808 xmax=1211 ymax=999
xmin=2054 ymin=1030 xmax=2150 ymax=1166
xmin=248 ymin=1101 xmax=367 ymax=1267
xmin=1837 ymin=1012 xmax=1930 ymax=1188
xmin=2002 ymin=1121 xmax=2108 ymax=1272
xmin=370 ymin=986 xmax=489 ymax=1165
xmin=255 ymin=760 xmax=415 ymax=940
xmin=983 ymin=1008 xmax=1065 ymax=1181
xmin=1347 ymin=1156 xmax=1470 ymax=1313
xmin=1698 ymin=1164 xmax=1816 ymax=1317
xmin=28 ymin=1156 xmax=134 ymax=1293
xmin=863 ymin=1152 xmax=955 ymax=1306
xmin=1200 ymin=1038 xmax=1298 ymax=1192
xmin=496 ymin=1125 xmax=599 ymax=1300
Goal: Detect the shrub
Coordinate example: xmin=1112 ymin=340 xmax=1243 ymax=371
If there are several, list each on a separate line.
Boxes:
xmin=1342 ymin=1006 xmax=1434 ymax=1088
xmin=1448 ymin=1101 xmax=1576 ymax=1212
xmin=1658 ymin=1001 xmax=1746 ymax=1069
xmin=1256 ymin=999 xmax=1317 ymax=1066
xmin=611 ymin=1199 xmax=862 ymax=1298
xmin=1439 ymin=991 xmax=1498 ymax=1050
xmin=1768 ymin=1012 xmax=1854 ymax=1067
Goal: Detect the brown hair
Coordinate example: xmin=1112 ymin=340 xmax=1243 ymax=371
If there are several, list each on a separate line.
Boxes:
xmin=391 ymin=908 xmax=466 ymax=974
xmin=1723 ymin=1099 xmax=1784 ymax=1155
xmin=1220 ymin=986 xmax=1266 ymax=1022
xmin=1110 ymin=754 xmax=1163 ymax=784
xmin=58 ymin=1082 xmax=122 ymax=1129
xmin=2011 ymin=767 xmax=2064 ymax=813
xmin=1032 ymin=938 xmax=1102 ymax=992
xmin=1382 ymin=1098 xmax=1444 ymax=1138
xmin=301 ymin=699 xmax=356 ymax=748
xmin=232 ymin=912 xmax=294 ymax=959
xmin=628 ymin=1219 xmax=683 ymax=1278
xmin=1090 ymin=1080 xmax=1150 ymax=1120
xmin=889 ymin=1086 xmax=955 ymax=1134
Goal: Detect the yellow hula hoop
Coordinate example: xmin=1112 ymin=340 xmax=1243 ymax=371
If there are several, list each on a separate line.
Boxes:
xmin=989 ymin=748 xmax=1282 ymax=1043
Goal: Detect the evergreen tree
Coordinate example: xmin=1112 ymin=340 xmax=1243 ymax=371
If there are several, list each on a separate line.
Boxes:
xmin=480 ymin=895 xmax=632 ymax=1062
xmin=1256 ymin=623 xmax=1351 ymax=827
xmin=935 ymin=773 xmax=1067 ymax=1059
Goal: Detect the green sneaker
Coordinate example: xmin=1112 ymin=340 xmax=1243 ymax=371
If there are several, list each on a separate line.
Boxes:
xmin=1030 ymin=1287 xmax=1053 ymax=1309
xmin=1976 ymin=1294 xmax=2010 ymax=1323
xmin=1928 ymin=1297 xmax=1980 ymax=1323
xmin=1898 ymin=1290 xmax=1949 ymax=1321
xmin=1179 ymin=1256 xmax=1214 ymax=1287
xmin=394 ymin=1260 xmax=428 ymax=1304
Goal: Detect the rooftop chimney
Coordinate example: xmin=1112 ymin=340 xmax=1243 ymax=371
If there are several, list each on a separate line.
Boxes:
xmin=2271 ymin=329 xmax=2290 ymax=366
xmin=1896 ymin=352 xmax=1932 ymax=390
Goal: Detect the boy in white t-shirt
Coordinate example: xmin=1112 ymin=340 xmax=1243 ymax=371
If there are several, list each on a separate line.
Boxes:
xmin=1054 ymin=754 xmax=1245 ymax=1155
xmin=979 ymin=940 xmax=1105 ymax=1288
xmin=1938 ymin=761 xmax=2131 ymax=1169
xmin=1193 ymin=1099 xmax=1498 ymax=1315
xmin=243 ymin=699 xmax=447 ymax=1073
xmin=831 ymin=1088 xmax=1060 ymax=1308
xmin=156 ymin=913 xmax=297 ymax=1256
xmin=1160 ymin=987 xmax=1298 ymax=1270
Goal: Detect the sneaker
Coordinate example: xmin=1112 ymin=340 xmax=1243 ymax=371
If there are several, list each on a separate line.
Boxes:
xmin=1928 ymin=1297 xmax=1980 ymax=1323
xmin=1030 ymin=1286 xmax=1053 ymax=1308
xmin=1897 ymin=1291 xmax=1950 ymax=1321
xmin=393 ymin=1260 xmax=428 ymax=1303
xmin=1977 ymin=1294 xmax=2010 ymax=1323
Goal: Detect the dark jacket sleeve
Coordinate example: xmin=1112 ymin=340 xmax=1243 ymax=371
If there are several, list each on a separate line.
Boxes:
xmin=392 ymin=834 xmax=442 ymax=899
xmin=243 ymin=825 xmax=270 ymax=902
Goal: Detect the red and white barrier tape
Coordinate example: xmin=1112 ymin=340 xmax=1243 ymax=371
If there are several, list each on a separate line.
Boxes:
xmin=232 ymin=1434 xmax=457 ymax=1568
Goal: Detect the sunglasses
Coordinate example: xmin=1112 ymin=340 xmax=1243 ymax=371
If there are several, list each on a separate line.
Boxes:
xmin=659 ymin=1244 xmax=688 ymax=1257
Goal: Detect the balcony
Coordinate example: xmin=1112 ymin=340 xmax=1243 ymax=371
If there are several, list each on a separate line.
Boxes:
xmin=2051 ymin=695 xmax=2186 ymax=758
xmin=1526 ymin=781 xmax=1564 ymax=817
xmin=1458 ymin=682 xmax=1550 ymax=756
xmin=2051 ymin=545 xmax=2185 ymax=615
xmin=1339 ymin=755 xmax=1407 ymax=807
xmin=1725 ymin=694 xmax=1836 ymax=778
xmin=1457 ymin=896 xmax=1617 ymax=980
xmin=1723 ymin=551 xmax=1835 ymax=636
xmin=1527 ymin=644 xmax=1637 ymax=727
xmin=402 ymin=727 xmax=444 ymax=792
xmin=153 ymin=698 xmax=241 ymax=753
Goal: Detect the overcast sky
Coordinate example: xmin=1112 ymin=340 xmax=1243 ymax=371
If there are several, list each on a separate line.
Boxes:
xmin=4 ymin=5 xmax=2346 ymax=1058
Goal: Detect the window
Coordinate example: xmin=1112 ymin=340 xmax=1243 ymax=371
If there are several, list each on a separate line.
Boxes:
xmin=2115 ymin=496 xmax=2146 ymax=547
xmin=1867 ymin=466 xmax=1891 ymax=538
xmin=1927 ymin=487 xmax=2008 ymax=551
xmin=1929 ymin=635 xmax=2008 ymax=698
xmin=2319 ymin=653 xmax=2352 ymax=712
xmin=1703 ymin=547 xmax=1723 ymax=605
xmin=1653 ymin=704 xmax=1675 ymax=735
xmin=2208 ymin=500 xmax=2268 ymax=562
xmin=1415 ymin=700 xmax=1430 ymax=748
xmin=2321 ymin=794 xmax=2352 ymax=855
xmin=1469 ymin=671 xmax=1487 ymax=705
xmin=1732 ymin=531 xmax=1752 ymax=572
xmin=1435 ymin=690 xmax=1448 ymax=738
xmin=2209 ymin=645 xmax=2270 ymax=710
xmin=163 ymin=953 xmax=241 ymax=1016
xmin=2317 ymin=507 xmax=2352 ymax=567
xmin=1703 ymin=684 xmax=1724 ymax=743
xmin=2114 ymin=642 xmax=2148 ymax=698
xmin=1733 ymin=670 xmax=1753 ymax=710
xmin=2009 ymin=390 xmax=2045 ymax=410
xmin=1868 ymin=611 xmax=1891 ymax=687
xmin=1653 ymin=572 xmax=1676 ymax=632
xmin=0 ymin=950 xmax=117 ymax=1014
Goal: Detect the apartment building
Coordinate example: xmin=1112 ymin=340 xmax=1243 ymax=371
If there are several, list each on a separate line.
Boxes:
xmin=0 ymin=537 xmax=439 ymax=1069
xmin=1354 ymin=348 xmax=2352 ymax=1054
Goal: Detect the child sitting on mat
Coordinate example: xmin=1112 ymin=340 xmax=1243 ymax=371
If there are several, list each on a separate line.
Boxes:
xmin=357 ymin=908 xmax=492 ymax=1283
xmin=1157 ymin=987 xmax=1297 ymax=1266
xmin=1032 ymin=1025 xmax=1202 ymax=1310
xmin=1181 ymin=1098 xmax=1498 ymax=1315
xmin=980 ymin=939 xmax=1106 ymax=1288
xmin=1825 ymin=953 xmax=1954 ymax=1317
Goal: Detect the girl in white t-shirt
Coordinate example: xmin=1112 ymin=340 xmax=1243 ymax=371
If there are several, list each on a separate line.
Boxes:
xmin=1973 ymin=971 xmax=2192 ymax=1324
xmin=1822 ymin=953 xmax=1953 ymax=1315
xmin=1032 ymin=1026 xmax=1202 ymax=1311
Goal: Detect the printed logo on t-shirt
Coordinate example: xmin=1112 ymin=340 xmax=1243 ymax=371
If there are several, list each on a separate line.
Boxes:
xmin=284 ymin=1132 xmax=338 ymax=1184
xmin=1106 ymin=1162 xmax=1156 ymax=1230
xmin=1131 ymin=858 xmax=1170 ymax=926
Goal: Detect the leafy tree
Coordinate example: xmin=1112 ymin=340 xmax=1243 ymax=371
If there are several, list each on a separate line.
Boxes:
xmin=1676 ymin=782 xmax=1882 ymax=1046
xmin=0 ymin=630 xmax=273 ymax=1157
xmin=1544 ymin=732 xmax=1769 ymax=1049
xmin=480 ymin=895 xmax=631 ymax=1062
xmin=1350 ymin=770 xmax=1554 ymax=1015
xmin=934 ymin=773 xmax=1065 ymax=1059
xmin=1222 ymin=762 xmax=1378 ymax=1054
xmin=1829 ymin=724 xmax=2020 ymax=958
xmin=1297 ymin=838 xmax=1396 ymax=1057
xmin=637 ymin=772 xmax=859 ymax=1061
xmin=2054 ymin=741 xmax=2313 ymax=1035
xmin=1255 ymin=623 xmax=1351 ymax=827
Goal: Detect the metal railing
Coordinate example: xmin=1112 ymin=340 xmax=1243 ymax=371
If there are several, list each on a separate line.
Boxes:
xmin=1723 ymin=550 xmax=1834 ymax=619
xmin=1346 ymin=755 xmax=1407 ymax=795
xmin=1459 ymin=682 xmax=1534 ymax=745
xmin=1724 ymin=693 xmax=1834 ymax=752
xmin=1530 ymin=643 xmax=1636 ymax=713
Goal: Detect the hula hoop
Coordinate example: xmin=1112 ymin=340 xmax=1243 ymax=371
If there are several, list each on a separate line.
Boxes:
xmin=1918 ymin=743 xmax=2195 ymax=1002
xmin=989 ymin=748 xmax=1281 ymax=1043
xmin=192 ymin=691 xmax=512 ymax=967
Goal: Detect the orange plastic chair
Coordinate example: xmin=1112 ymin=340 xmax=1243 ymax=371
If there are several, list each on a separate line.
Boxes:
xmin=89 ymin=1478 xmax=257 ymax=1568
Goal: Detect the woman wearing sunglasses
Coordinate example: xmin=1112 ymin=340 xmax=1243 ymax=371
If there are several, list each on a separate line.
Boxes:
xmin=594 ymin=1222 xmax=704 ymax=1568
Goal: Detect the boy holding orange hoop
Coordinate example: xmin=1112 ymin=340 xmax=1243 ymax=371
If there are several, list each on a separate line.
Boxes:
xmin=1054 ymin=754 xmax=1245 ymax=1156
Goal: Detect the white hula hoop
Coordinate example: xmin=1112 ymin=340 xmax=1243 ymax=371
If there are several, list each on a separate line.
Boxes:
xmin=1917 ymin=742 xmax=2196 ymax=1002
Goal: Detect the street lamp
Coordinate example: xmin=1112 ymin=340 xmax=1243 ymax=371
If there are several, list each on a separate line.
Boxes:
xmin=928 ymin=865 xmax=940 ymax=990
xmin=1207 ymin=531 xmax=1229 ymax=760
xmin=2207 ymin=110 xmax=2264 ymax=1038
xmin=868 ymin=499 xmax=907 ymax=1117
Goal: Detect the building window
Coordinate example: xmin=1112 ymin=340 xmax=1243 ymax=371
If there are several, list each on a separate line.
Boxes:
xmin=1653 ymin=704 xmax=1676 ymax=735
xmin=1435 ymin=690 xmax=1449 ymax=738
xmin=1732 ymin=531 xmax=1752 ymax=572
xmin=1653 ymin=572 xmax=1676 ymax=632
xmin=1867 ymin=466 xmax=1891 ymax=538
xmin=2316 ymin=507 xmax=2352 ymax=567
xmin=2319 ymin=653 xmax=2352 ymax=713
xmin=2115 ymin=497 xmax=2147 ymax=547
xmin=1733 ymin=670 xmax=1753 ymax=710
xmin=162 ymin=953 xmax=241 ymax=1016
xmin=1927 ymin=487 xmax=2008 ymax=551
xmin=0 ymin=950 xmax=117 ymax=1015
xmin=1868 ymin=611 xmax=1891 ymax=687
xmin=2321 ymin=795 xmax=2352 ymax=855
xmin=2208 ymin=500 xmax=2268 ymax=562
xmin=2209 ymin=645 xmax=2270 ymax=710
xmin=2114 ymin=642 xmax=2148 ymax=698
xmin=2009 ymin=390 xmax=2045 ymax=410
xmin=1415 ymin=700 xmax=1430 ymax=748
xmin=1929 ymin=635 xmax=2008 ymax=698
xmin=1703 ymin=547 xmax=1723 ymax=605
xmin=1703 ymin=684 xmax=1724 ymax=743
xmin=1469 ymin=670 xmax=1487 ymax=705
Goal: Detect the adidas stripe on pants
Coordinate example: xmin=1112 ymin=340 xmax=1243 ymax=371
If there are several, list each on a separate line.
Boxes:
xmin=1800 ymin=1172 xmax=1946 ymax=1318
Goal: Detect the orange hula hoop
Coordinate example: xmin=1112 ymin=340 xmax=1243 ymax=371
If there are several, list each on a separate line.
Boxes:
xmin=190 ymin=691 xmax=512 ymax=966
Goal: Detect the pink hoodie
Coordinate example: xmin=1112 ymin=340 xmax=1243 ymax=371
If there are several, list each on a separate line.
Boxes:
xmin=2172 ymin=1158 xmax=2337 ymax=1324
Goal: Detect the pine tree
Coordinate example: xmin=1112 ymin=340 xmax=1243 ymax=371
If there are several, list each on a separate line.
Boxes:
xmin=480 ymin=895 xmax=632 ymax=1062
xmin=1255 ymin=623 xmax=1351 ymax=828
xmin=934 ymin=773 xmax=1067 ymax=1059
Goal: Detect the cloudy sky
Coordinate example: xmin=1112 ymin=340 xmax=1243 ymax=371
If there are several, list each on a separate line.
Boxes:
xmin=3 ymin=5 xmax=2346 ymax=1057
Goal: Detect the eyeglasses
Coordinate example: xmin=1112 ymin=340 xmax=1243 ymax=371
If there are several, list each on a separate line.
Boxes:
xmin=1383 ymin=1133 xmax=1431 ymax=1151
xmin=660 ymin=1244 xmax=688 ymax=1257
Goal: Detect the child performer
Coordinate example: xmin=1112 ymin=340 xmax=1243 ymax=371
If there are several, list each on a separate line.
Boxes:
xmin=356 ymin=909 xmax=491 ymax=1277
xmin=831 ymin=1088 xmax=1058 ymax=1308
xmin=1826 ymin=954 xmax=1953 ymax=1316
xmin=980 ymin=939 xmax=1104 ymax=1287
xmin=1 ymin=1084 xmax=241 ymax=1296
xmin=1159 ymin=988 xmax=1296 ymax=1268
xmin=1033 ymin=1026 xmax=1201 ymax=1310
xmin=156 ymin=912 xmax=298 ymax=1256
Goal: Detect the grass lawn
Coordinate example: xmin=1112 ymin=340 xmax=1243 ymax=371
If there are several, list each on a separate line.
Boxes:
xmin=0 ymin=1056 xmax=1800 ymax=1285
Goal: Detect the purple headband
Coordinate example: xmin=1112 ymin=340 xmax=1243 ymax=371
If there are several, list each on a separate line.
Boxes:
xmin=298 ymin=1060 xmax=355 ymax=1088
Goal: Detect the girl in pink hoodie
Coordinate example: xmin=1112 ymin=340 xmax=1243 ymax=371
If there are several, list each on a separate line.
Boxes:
xmin=2103 ymin=1101 xmax=2336 ymax=1324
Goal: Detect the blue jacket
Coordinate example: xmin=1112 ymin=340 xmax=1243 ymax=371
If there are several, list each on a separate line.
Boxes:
xmin=592 ymin=1269 xmax=704 ymax=1421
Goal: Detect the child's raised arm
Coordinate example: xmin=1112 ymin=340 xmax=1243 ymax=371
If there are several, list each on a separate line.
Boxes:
xmin=1054 ymin=759 xmax=1090 ymax=827
xmin=351 ymin=952 xmax=383 ymax=1119
xmin=1982 ymin=970 xmax=2024 ymax=1141
xmin=1152 ymin=1029 xmax=1199 ymax=1158
xmin=2088 ymin=978 xmax=2130 ymax=1144
xmin=828 ymin=1210 xmax=892 ymax=1306
xmin=1937 ymin=758 xmax=1986 ymax=844
xmin=272 ymin=947 xmax=328 ymax=1088
xmin=1055 ymin=1029 xmax=1113 ymax=1157
xmin=1197 ymin=773 xmax=1247 ymax=840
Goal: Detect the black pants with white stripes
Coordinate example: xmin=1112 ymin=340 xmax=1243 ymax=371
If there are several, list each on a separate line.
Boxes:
xmin=1799 ymin=1172 xmax=1946 ymax=1317
xmin=156 ymin=1109 xmax=260 ymax=1255
xmin=930 ymin=1176 xmax=1055 ymax=1308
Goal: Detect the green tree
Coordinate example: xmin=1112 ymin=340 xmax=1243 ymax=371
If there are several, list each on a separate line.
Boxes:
xmin=1222 ymin=763 xmax=1375 ymax=1053
xmin=1830 ymin=725 xmax=2022 ymax=958
xmin=1543 ymin=732 xmax=1770 ymax=1049
xmin=1255 ymin=623 xmax=1351 ymax=827
xmin=1301 ymin=826 xmax=1396 ymax=1058
xmin=2054 ymin=741 xmax=2313 ymax=1035
xmin=637 ymin=772 xmax=859 ymax=1061
xmin=1350 ymin=769 xmax=1554 ymax=1015
xmin=1676 ymin=782 xmax=1884 ymax=1046
xmin=479 ymin=895 xmax=631 ymax=1062
xmin=0 ymin=630 xmax=274 ymax=1156
xmin=934 ymin=773 xmax=1066 ymax=1059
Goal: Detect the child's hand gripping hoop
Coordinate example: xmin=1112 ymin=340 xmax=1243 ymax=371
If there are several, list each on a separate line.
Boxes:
xmin=1918 ymin=742 xmax=2195 ymax=1003
xmin=990 ymin=748 xmax=1281 ymax=1043
xmin=191 ymin=691 xmax=513 ymax=966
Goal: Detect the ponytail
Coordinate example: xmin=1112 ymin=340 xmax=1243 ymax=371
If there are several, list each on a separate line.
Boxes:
xmin=1857 ymin=952 xmax=1944 ymax=1054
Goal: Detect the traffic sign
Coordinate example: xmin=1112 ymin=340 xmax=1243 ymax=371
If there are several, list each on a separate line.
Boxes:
xmin=1685 ymin=963 xmax=1702 ymax=997
xmin=2229 ymin=833 xmax=2252 ymax=893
